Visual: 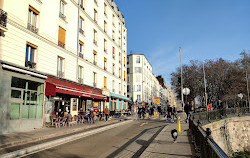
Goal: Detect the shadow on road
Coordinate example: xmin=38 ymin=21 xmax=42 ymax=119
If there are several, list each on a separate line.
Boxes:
xmin=106 ymin=124 xmax=166 ymax=158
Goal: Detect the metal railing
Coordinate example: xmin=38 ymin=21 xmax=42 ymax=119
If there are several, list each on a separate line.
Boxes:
xmin=27 ymin=23 xmax=38 ymax=33
xmin=59 ymin=12 xmax=66 ymax=21
xmin=58 ymin=41 xmax=65 ymax=48
xmin=0 ymin=8 xmax=7 ymax=28
xmin=189 ymin=107 xmax=249 ymax=158
xmin=57 ymin=71 xmax=64 ymax=78
xmin=79 ymin=28 xmax=84 ymax=35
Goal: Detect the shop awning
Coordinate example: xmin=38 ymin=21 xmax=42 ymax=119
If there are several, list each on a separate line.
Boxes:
xmin=45 ymin=76 xmax=107 ymax=100
xmin=110 ymin=93 xmax=130 ymax=102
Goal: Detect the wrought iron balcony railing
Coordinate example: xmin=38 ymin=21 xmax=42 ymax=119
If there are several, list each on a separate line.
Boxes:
xmin=27 ymin=23 xmax=38 ymax=33
xmin=79 ymin=52 xmax=83 ymax=59
xmin=25 ymin=60 xmax=36 ymax=69
xmin=57 ymin=71 xmax=64 ymax=78
xmin=0 ymin=8 xmax=7 ymax=29
xmin=93 ymin=40 xmax=97 ymax=46
xmin=93 ymin=82 xmax=97 ymax=87
xmin=78 ymin=78 xmax=83 ymax=84
xmin=93 ymin=61 xmax=97 ymax=65
xmin=59 ymin=12 xmax=66 ymax=21
xmin=79 ymin=28 xmax=84 ymax=35
xmin=58 ymin=41 xmax=65 ymax=48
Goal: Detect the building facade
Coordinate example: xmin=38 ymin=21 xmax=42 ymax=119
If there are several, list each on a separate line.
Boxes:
xmin=0 ymin=0 xmax=129 ymax=134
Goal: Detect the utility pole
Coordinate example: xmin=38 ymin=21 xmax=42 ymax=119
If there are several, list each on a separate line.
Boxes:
xmin=203 ymin=63 xmax=208 ymax=107
xmin=179 ymin=47 xmax=184 ymax=109
xmin=244 ymin=52 xmax=249 ymax=109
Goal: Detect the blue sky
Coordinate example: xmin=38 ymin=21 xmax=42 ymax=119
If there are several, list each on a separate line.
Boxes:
xmin=115 ymin=0 xmax=250 ymax=86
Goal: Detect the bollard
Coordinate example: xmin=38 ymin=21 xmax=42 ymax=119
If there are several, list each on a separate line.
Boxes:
xmin=177 ymin=116 xmax=181 ymax=132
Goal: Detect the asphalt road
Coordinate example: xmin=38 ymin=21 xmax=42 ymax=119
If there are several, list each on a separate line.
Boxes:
xmin=22 ymin=120 xmax=167 ymax=158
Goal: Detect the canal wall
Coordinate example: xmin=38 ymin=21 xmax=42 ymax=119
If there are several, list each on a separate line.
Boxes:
xmin=203 ymin=116 xmax=250 ymax=156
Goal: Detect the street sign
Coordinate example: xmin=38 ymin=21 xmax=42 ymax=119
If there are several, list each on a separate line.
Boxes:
xmin=154 ymin=97 xmax=160 ymax=103
xmin=182 ymin=88 xmax=190 ymax=95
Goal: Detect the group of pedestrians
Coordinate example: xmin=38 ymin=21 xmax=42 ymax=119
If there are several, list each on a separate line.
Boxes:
xmin=164 ymin=105 xmax=177 ymax=122
xmin=84 ymin=106 xmax=110 ymax=124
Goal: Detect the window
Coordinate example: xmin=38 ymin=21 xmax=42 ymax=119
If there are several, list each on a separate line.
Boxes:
xmin=124 ymin=57 xmax=126 ymax=67
xmin=104 ymin=20 xmax=107 ymax=33
xmin=119 ymin=53 xmax=121 ymax=63
xmin=78 ymin=66 xmax=83 ymax=83
xmin=59 ymin=0 xmax=66 ymax=20
xmin=93 ymin=30 xmax=97 ymax=45
xmin=127 ymin=57 xmax=129 ymax=64
xmin=112 ymin=14 xmax=115 ymax=27
xmin=119 ymin=23 xmax=121 ymax=33
xmin=58 ymin=26 xmax=66 ymax=48
xmin=135 ymin=85 xmax=141 ymax=92
xmin=57 ymin=56 xmax=64 ymax=78
xmin=10 ymin=77 xmax=44 ymax=120
xmin=93 ymin=50 xmax=97 ymax=65
xmin=94 ymin=9 xmax=98 ymax=23
xmin=112 ymin=30 xmax=115 ymax=41
xmin=118 ymin=37 xmax=121 ymax=47
xmin=112 ymin=63 xmax=115 ymax=75
xmin=119 ymin=83 xmax=121 ymax=94
xmin=79 ymin=40 xmax=84 ymax=58
xmin=79 ymin=17 xmax=84 ymax=35
xmin=104 ymin=3 xmax=107 ymax=16
xmin=104 ymin=39 xmax=107 ymax=53
xmin=124 ymin=71 xmax=126 ymax=81
xmin=135 ymin=67 xmax=142 ymax=73
xmin=25 ymin=42 xmax=37 ymax=69
xmin=93 ymin=72 xmax=97 ymax=87
xmin=127 ymin=85 xmax=130 ymax=92
xmin=104 ymin=77 xmax=107 ymax=89
xmin=136 ymin=56 xmax=140 ymax=63
xmin=119 ymin=68 xmax=121 ymax=78
xmin=124 ymin=85 xmax=126 ymax=96
xmin=112 ymin=80 xmax=115 ymax=93
xmin=127 ymin=76 xmax=130 ymax=82
xmin=80 ymin=0 xmax=84 ymax=9
xmin=104 ymin=58 xmax=107 ymax=70
xmin=27 ymin=6 xmax=39 ymax=33
xmin=112 ymin=47 xmax=115 ymax=59
xmin=127 ymin=68 xmax=130 ymax=73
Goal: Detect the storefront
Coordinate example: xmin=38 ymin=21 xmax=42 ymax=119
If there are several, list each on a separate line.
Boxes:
xmin=109 ymin=93 xmax=130 ymax=112
xmin=0 ymin=61 xmax=46 ymax=134
xmin=44 ymin=76 xmax=107 ymax=121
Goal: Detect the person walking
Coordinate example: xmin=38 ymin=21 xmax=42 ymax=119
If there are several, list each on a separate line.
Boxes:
xmin=104 ymin=106 xmax=109 ymax=122
xmin=172 ymin=105 xmax=177 ymax=121
xmin=184 ymin=102 xmax=191 ymax=123
xmin=89 ymin=108 xmax=95 ymax=124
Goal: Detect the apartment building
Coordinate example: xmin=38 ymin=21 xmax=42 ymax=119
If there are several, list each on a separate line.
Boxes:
xmin=127 ymin=53 xmax=157 ymax=106
xmin=0 ymin=0 xmax=129 ymax=134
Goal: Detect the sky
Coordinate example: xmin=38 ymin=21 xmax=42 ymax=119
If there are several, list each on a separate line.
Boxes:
xmin=115 ymin=0 xmax=250 ymax=86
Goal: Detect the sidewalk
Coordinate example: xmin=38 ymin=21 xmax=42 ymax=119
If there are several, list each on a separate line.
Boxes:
xmin=140 ymin=121 xmax=195 ymax=158
xmin=0 ymin=117 xmax=128 ymax=152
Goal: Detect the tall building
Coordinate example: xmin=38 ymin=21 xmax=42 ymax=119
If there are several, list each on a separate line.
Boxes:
xmin=0 ymin=0 xmax=129 ymax=134
xmin=127 ymin=52 xmax=158 ymax=105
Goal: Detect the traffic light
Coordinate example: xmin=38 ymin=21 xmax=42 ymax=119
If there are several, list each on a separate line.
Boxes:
xmin=178 ymin=77 xmax=181 ymax=86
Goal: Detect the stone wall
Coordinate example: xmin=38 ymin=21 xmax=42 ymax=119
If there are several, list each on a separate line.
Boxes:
xmin=203 ymin=116 xmax=250 ymax=156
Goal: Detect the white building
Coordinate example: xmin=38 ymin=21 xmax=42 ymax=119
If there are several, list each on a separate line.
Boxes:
xmin=127 ymin=52 xmax=161 ymax=106
xmin=0 ymin=0 xmax=129 ymax=134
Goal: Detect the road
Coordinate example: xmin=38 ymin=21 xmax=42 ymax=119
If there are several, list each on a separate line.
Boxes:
xmin=22 ymin=119 xmax=167 ymax=158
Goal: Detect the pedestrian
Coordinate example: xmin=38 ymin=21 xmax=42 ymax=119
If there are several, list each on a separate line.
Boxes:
xmin=157 ymin=106 xmax=161 ymax=118
xmin=104 ymin=106 xmax=109 ymax=122
xmin=184 ymin=102 xmax=191 ymax=123
xmin=172 ymin=105 xmax=177 ymax=121
xmin=89 ymin=108 xmax=95 ymax=124
xmin=167 ymin=105 xmax=173 ymax=121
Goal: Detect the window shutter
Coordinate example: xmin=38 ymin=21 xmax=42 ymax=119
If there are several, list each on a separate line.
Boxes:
xmin=104 ymin=77 xmax=107 ymax=88
xmin=29 ymin=5 xmax=40 ymax=15
xmin=58 ymin=26 xmax=66 ymax=44
xmin=104 ymin=57 xmax=107 ymax=62
xmin=93 ymin=50 xmax=97 ymax=55
xmin=79 ymin=40 xmax=84 ymax=45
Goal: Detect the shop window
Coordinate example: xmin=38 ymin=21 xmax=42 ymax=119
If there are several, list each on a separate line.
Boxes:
xmin=10 ymin=77 xmax=44 ymax=120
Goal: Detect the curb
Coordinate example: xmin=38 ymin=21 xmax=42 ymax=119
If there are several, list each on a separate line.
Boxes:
xmin=0 ymin=119 xmax=122 ymax=150
xmin=0 ymin=120 xmax=133 ymax=158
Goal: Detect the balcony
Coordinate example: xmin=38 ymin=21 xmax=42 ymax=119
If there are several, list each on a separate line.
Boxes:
xmin=94 ymin=19 xmax=97 ymax=24
xmin=93 ymin=60 xmax=97 ymax=65
xmin=25 ymin=60 xmax=36 ymax=69
xmin=119 ymin=91 xmax=121 ymax=94
xmin=112 ymin=89 xmax=115 ymax=93
xmin=0 ymin=8 xmax=7 ymax=32
xmin=27 ymin=23 xmax=38 ymax=34
xmin=79 ymin=28 xmax=84 ymax=35
xmin=112 ymin=72 xmax=115 ymax=75
xmin=79 ymin=52 xmax=83 ymax=59
xmin=78 ymin=78 xmax=83 ymax=84
xmin=59 ymin=12 xmax=66 ymax=21
xmin=104 ymin=67 xmax=107 ymax=71
xmin=58 ymin=41 xmax=65 ymax=48
xmin=57 ymin=71 xmax=64 ymax=78
xmin=104 ymin=49 xmax=107 ymax=53
xmin=93 ymin=82 xmax=97 ymax=87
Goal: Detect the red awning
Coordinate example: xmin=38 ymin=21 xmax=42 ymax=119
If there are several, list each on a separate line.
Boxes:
xmin=45 ymin=76 xmax=107 ymax=100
